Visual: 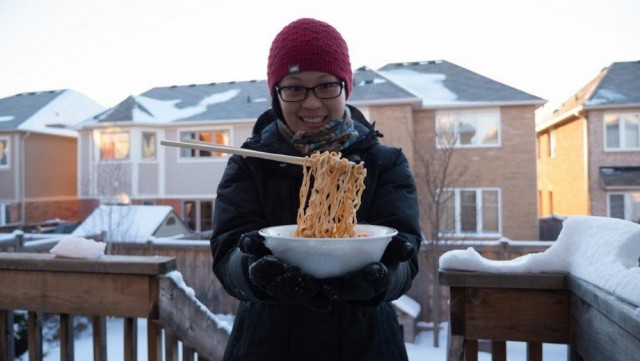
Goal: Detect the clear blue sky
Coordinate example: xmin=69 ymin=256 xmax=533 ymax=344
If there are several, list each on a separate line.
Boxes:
xmin=1 ymin=0 xmax=639 ymax=119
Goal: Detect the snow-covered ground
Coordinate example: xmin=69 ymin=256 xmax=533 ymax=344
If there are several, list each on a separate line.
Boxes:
xmin=29 ymin=317 xmax=568 ymax=361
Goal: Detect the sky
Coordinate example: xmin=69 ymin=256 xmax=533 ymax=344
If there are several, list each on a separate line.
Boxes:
xmin=1 ymin=0 xmax=639 ymax=120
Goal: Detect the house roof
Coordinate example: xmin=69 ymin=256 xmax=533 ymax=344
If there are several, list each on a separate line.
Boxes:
xmin=586 ymin=61 xmax=640 ymax=108
xmin=540 ymin=60 xmax=640 ymax=130
xmin=86 ymin=80 xmax=272 ymax=125
xmin=348 ymin=66 xmax=421 ymax=105
xmin=83 ymin=69 xmax=421 ymax=127
xmin=378 ymin=60 xmax=545 ymax=109
xmin=599 ymin=167 xmax=640 ymax=189
xmin=82 ymin=60 xmax=539 ymax=127
xmin=0 ymin=89 xmax=105 ymax=136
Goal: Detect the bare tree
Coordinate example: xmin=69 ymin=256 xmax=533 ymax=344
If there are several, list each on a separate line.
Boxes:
xmin=79 ymin=160 xmax=138 ymax=243
xmin=413 ymin=129 xmax=469 ymax=347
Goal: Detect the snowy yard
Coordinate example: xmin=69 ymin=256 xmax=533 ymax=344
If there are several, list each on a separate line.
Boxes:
xmin=29 ymin=317 xmax=568 ymax=361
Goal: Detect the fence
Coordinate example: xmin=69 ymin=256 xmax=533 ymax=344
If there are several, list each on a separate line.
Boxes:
xmin=1 ymin=232 xmax=555 ymax=323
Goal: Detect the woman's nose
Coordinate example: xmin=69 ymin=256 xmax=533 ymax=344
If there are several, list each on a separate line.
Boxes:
xmin=301 ymin=91 xmax=323 ymax=108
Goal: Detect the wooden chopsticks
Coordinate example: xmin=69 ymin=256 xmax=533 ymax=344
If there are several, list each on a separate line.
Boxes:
xmin=160 ymin=139 xmax=306 ymax=165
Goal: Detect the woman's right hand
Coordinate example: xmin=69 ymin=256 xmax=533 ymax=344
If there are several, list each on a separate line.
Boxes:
xmin=248 ymin=255 xmax=321 ymax=305
xmin=239 ymin=231 xmax=326 ymax=308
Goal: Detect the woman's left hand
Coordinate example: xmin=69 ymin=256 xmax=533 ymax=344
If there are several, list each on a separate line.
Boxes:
xmin=319 ymin=237 xmax=415 ymax=305
xmin=320 ymin=262 xmax=391 ymax=303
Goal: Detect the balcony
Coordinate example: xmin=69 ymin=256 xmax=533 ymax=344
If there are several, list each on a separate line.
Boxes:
xmin=439 ymin=270 xmax=640 ymax=361
xmin=0 ymin=252 xmax=229 ymax=361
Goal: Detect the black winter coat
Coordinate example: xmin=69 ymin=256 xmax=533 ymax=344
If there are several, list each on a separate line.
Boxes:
xmin=210 ymin=105 xmax=422 ymax=361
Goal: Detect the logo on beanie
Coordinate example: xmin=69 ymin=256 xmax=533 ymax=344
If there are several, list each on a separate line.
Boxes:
xmin=288 ymin=64 xmax=300 ymax=74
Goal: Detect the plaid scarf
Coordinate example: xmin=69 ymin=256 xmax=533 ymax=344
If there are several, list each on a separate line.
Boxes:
xmin=277 ymin=107 xmax=359 ymax=156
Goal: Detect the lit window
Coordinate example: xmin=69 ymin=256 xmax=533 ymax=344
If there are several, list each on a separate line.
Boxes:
xmin=180 ymin=130 xmax=230 ymax=158
xmin=605 ymin=113 xmax=640 ymax=150
xmin=439 ymin=188 xmax=501 ymax=236
xmin=100 ymin=132 xmax=130 ymax=161
xmin=436 ymin=109 xmax=500 ymax=147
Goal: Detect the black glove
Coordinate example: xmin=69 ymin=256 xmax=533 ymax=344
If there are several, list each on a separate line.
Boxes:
xmin=239 ymin=231 xmax=327 ymax=309
xmin=320 ymin=237 xmax=416 ymax=305
xmin=239 ymin=230 xmax=272 ymax=262
xmin=249 ymin=255 xmax=323 ymax=306
xmin=380 ymin=237 xmax=416 ymax=270
xmin=321 ymin=262 xmax=391 ymax=302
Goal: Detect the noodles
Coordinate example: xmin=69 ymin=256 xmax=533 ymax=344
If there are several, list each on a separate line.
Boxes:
xmin=294 ymin=151 xmax=367 ymax=238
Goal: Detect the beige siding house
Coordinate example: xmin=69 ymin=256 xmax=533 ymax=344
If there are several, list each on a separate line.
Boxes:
xmin=0 ymin=90 xmax=105 ymax=226
xmin=537 ymin=60 xmax=640 ymax=224
xmin=76 ymin=83 xmax=267 ymax=235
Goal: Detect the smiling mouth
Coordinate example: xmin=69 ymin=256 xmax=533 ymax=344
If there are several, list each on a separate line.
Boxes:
xmin=302 ymin=116 xmax=325 ymax=124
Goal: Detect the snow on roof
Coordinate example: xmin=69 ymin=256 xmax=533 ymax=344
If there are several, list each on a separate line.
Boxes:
xmin=392 ymin=294 xmax=422 ymax=318
xmin=379 ymin=69 xmax=457 ymax=107
xmin=132 ymin=89 xmax=241 ymax=123
xmin=72 ymin=205 xmax=175 ymax=242
xmin=378 ymin=60 xmax=545 ymax=108
xmin=0 ymin=89 xmax=105 ymax=136
xmin=439 ymin=215 xmax=640 ymax=307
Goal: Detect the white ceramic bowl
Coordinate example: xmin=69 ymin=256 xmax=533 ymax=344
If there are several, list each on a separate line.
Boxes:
xmin=259 ymin=224 xmax=397 ymax=279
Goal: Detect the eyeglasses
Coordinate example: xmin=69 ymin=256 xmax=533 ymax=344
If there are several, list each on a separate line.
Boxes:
xmin=276 ymin=82 xmax=344 ymax=102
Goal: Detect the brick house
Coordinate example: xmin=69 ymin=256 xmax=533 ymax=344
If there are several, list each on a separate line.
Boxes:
xmin=378 ymin=61 xmax=545 ymax=240
xmin=537 ymin=60 xmax=640 ymax=223
xmin=76 ymin=60 xmax=543 ymax=241
xmin=0 ymin=90 xmax=105 ymax=226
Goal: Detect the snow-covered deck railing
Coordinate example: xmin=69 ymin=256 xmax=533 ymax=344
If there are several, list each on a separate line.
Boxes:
xmin=439 ymin=271 xmax=640 ymax=361
xmin=0 ymin=253 xmax=229 ymax=361
xmin=438 ymin=216 xmax=640 ymax=361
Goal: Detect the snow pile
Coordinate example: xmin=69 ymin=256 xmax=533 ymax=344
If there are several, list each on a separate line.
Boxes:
xmin=392 ymin=294 xmax=421 ymax=319
xmin=166 ymin=271 xmax=234 ymax=334
xmin=50 ymin=236 xmax=106 ymax=259
xmin=440 ymin=216 xmax=640 ymax=306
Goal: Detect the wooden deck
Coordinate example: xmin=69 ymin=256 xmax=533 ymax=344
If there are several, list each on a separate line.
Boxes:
xmin=439 ymin=270 xmax=640 ymax=361
xmin=0 ymin=253 xmax=229 ymax=361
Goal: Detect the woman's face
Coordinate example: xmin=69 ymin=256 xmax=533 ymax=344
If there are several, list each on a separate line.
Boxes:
xmin=276 ymin=71 xmax=346 ymax=133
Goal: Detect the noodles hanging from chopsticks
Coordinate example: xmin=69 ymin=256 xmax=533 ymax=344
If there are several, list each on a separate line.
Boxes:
xmin=294 ymin=151 xmax=366 ymax=238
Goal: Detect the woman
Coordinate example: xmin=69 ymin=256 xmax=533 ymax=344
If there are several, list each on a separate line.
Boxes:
xmin=210 ymin=18 xmax=421 ymax=361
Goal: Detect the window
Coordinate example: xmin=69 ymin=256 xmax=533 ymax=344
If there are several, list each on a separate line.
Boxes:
xmin=180 ymin=129 xmax=230 ymax=158
xmin=436 ymin=109 xmax=500 ymax=147
xmin=549 ymin=129 xmax=556 ymax=157
xmin=0 ymin=137 xmax=9 ymax=168
xmin=141 ymin=132 xmax=157 ymax=160
xmin=439 ymin=188 xmax=501 ymax=236
xmin=608 ymin=193 xmax=640 ymax=223
xmin=183 ymin=200 xmax=214 ymax=232
xmin=100 ymin=131 xmax=130 ymax=160
xmin=605 ymin=113 xmax=640 ymax=150
xmin=0 ymin=204 xmax=8 ymax=225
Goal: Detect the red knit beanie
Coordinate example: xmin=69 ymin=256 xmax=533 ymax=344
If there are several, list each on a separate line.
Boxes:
xmin=267 ymin=18 xmax=353 ymax=99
